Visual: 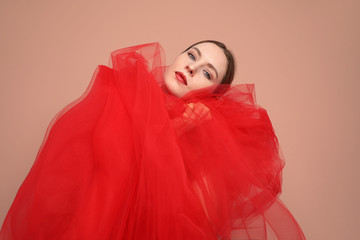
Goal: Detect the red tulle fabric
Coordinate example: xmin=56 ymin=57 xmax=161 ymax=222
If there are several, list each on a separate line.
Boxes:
xmin=0 ymin=42 xmax=306 ymax=239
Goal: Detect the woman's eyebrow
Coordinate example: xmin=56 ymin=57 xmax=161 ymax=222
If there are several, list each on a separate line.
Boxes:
xmin=192 ymin=47 xmax=219 ymax=79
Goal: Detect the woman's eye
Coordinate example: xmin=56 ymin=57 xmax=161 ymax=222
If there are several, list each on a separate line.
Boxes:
xmin=203 ymin=70 xmax=211 ymax=80
xmin=188 ymin=52 xmax=195 ymax=61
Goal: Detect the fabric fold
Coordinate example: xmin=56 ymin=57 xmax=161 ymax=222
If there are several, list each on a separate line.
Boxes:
xmin=0 ymin=42 xmax=305 ymax=240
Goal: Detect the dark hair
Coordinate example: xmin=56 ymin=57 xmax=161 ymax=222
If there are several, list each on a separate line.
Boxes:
xmin=182 ymin=40 xmax=235 ymax=94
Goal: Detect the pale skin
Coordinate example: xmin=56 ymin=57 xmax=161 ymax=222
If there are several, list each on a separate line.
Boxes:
xmin=164 ymin=42 xmax=228 ymax=126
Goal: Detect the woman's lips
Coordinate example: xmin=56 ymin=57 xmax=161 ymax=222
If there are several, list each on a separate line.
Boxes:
xmin=175 ymin=71 xmax=187 ymax=85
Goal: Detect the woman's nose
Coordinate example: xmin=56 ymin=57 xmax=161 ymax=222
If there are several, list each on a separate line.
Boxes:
xmin=185 ymin=65 xmax=195 ymax=76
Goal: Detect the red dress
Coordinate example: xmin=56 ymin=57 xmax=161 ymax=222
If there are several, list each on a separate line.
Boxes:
xmin=0 ymin=42 xmax=306 ymax=239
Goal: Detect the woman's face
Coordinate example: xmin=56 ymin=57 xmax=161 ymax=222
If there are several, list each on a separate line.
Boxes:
xmin=164 ymin=42 xmax=228 ymax=98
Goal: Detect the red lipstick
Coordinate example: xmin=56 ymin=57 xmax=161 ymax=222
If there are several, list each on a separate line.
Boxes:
xmin=175 ymin=71 xmax=187 ymax=85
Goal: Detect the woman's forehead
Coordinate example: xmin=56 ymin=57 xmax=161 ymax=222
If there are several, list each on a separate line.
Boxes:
xmin=189 ymin=42 xmax=227 ymax=78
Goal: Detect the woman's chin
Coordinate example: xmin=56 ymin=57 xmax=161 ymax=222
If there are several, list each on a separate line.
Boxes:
xmin=164 ymin=81 xmax=186 ymax=98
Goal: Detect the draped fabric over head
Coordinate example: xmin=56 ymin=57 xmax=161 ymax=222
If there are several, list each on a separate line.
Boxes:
xmin=0 ymin=42 xmax=306 ymax=240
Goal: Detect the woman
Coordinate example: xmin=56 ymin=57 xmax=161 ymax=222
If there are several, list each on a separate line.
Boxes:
xmin=0 ymin=41 xmax=306 ymax=239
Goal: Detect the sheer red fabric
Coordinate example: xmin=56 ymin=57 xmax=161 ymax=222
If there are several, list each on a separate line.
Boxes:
xmin=0 ymin=42 xmax=306 ymax=239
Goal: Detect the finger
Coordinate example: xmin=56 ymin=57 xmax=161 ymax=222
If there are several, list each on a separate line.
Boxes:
xmin=183 ymin=102 xmax=211 ymax=123
xmin=183 ymin=108 xmax=196 ymax=124
xmin=188 ymin=103 xmax=194 ymax=110
xmin=194 ymin=103 xmax=209 ymax=118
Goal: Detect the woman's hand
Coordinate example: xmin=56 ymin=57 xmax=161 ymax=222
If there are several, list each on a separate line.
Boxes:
xmin=182 ymin=102 xmax=212 ymax=124
xmin=170 ymin=102 xmax=212 ymax=137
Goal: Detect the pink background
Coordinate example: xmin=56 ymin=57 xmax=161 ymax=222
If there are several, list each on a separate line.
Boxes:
xmin=1 ymin=0 xmax=359 ymax=239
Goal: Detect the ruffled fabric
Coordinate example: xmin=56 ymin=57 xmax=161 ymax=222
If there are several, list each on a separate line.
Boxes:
xmin=0 ymin=42 xmax=306 ymax=239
